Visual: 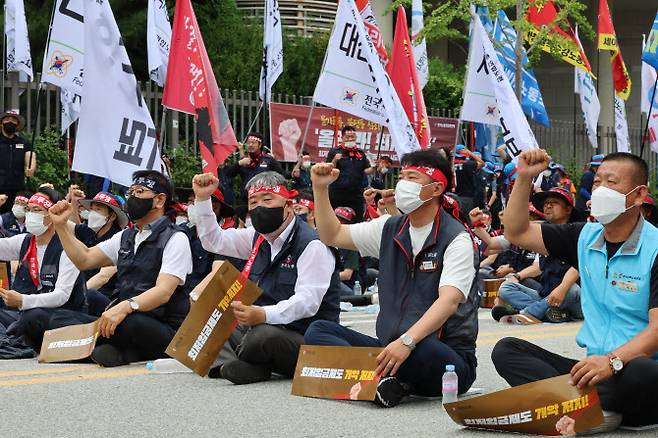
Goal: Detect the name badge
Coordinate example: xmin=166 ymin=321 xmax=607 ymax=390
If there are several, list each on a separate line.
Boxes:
xmin=420 ymin=260 xmax=438 ymax=272
xmin=260 ymin=163 xmax=268 ymax=168
xmin=15 ymin=144 xmax=24 ymax=149
xmin=616 ymin=280 xmax=638 ymax=293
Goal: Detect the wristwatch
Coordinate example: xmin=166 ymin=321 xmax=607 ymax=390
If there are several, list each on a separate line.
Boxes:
xmin=127 ymin=298 xmax=140 ymax=312
xmin=607 ymin=354 xmax=624 ymax=374
xmin=400 ymin=333 xmax=416 ymax=350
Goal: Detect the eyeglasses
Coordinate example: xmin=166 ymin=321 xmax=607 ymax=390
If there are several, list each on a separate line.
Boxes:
xmin=127 ymin=187 xmax=156 ymax=198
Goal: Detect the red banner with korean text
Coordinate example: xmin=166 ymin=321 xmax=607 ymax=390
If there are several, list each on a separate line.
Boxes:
xmin=270 ymin=103 xmax=458 ymax=164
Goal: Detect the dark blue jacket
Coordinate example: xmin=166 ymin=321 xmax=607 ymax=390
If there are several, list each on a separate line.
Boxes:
xmin=376 ymin=210 xmax=480 ymax=352
xmin=0 ymin=212 xmax=26 ymax=237
xmin=248 ymin=217 xmax=341 ymax=334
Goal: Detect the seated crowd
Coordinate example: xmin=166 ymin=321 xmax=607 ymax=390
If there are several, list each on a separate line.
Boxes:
xmin=0 ymin=130 xmax=655 ymax=429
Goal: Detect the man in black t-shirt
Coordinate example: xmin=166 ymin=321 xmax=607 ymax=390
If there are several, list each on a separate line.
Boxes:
xmin=0 ymin=111 xmax=36 ymax=213
xmin=453 ymin=145 xmax=484 ymax=214
xmin=492 ymin=149 xmax=658 ymax=430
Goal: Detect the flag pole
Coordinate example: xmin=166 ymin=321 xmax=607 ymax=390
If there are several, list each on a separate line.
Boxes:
xmin=1 ymin=2 xmax=6 ymax=111
xmin=297 ymin=100 xmax=316 ymax=162
xmin=640 ymin=75 xmax=658 ymax=157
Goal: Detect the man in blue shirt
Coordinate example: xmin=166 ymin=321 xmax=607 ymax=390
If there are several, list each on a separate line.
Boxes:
xmin=494 ymin=150 xmax=658 ymax=430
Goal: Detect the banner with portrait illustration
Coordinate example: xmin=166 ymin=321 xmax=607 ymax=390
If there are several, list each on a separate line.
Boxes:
xmin=269 ymin=103 xmax=459 ymax=164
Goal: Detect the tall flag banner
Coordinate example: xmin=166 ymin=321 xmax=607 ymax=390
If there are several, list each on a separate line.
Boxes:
xmin=614 ymin=96 xmax=630 ymax=152
xmin=467 ymin=14 xmax=538 ymax=162
xmin=42 ymin=0 xmax=84 ymax=133
xmin=163 ymin=0 xmax=239 ymax=175
xmin=642 ymin=13 xmax=658 ymax=70
xmin=598 ymin=0 xmax=631 ymax=100
xmin=411 ymin=0 xmax=428 ymax=89
xmin=73 ymin=0 xmax=162 ymax=186
xmin=5 ymin=0 xmax=33 ymax=82
xmin=313 ymin=0 xmax=420 ymax=157
xmin=147 ymin=0 xmax=172 ymax=87
xmin=526 ymin=0 xmax=593 ymax=76
xmin=492 ymin=10 xmax=549 ymax=127
xmin=388 ymin=7 xmax=430 ymax=148
xmin=642 ymin=34 xmax=658 ymax=153
xmin=355 ymin=0 xmax=389 ymax=67
xmin=575 ymin=67 xmax=600 ymax=149
xmin=259 ymin=0 xmax=284 ymax=103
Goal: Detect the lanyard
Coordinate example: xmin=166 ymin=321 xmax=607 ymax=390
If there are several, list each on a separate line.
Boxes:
xmin=241 ymin=234 xmax=265 ymax=280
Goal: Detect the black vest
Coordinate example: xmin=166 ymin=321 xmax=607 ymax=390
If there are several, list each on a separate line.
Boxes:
xmin=113 ymin=217 xmax=189 ymax=328
xmin=248 ymin=218 xmax=341 ymax=334
xmin=377 ymin=210 xmax=480 ymax=352
xmin=538 ymin=255 xmax=571 ymax=298
xmin=13 ymin=234 xmax=86 ymax=311
xmin=1 ymin=212 xmax=25 ymax=237
xmin=0 ymin=135 xmax=29 ymax=191
xmin=177 ymin=223 xmax=213 ymax=295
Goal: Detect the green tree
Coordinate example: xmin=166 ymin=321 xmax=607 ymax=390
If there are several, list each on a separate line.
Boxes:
xmin=25 ymin=127 xmax=70 ymax=193
xmin=424 ymin=58 xmax=464 ymax=111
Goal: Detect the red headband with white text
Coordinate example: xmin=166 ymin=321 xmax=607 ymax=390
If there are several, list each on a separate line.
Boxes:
xmin=29 ymin=194 xmax=53 ymax=210
xmin=402 ymin=166 xmax=448 ymax=187
xmin=248 ymin=185 xmax=298 ymax=200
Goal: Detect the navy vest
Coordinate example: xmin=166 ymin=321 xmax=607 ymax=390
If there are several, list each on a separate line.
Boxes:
xmin=13 ymin=234 xmax=86 ymax=310
xmin=1 ymin=212 xmax=25 ymax=237
xmin=538 ymin=255 xmax=571 ymax=298
xmin=377 ymin=210 xmax=480 ymax=352
xmin=248 ymin=218 xmax=341 ymax=334
xmin=177 ymin=223 xmax=213 ymax=295
xmin=113 ymin=216 xmax=189 ymax=328
xmin=0 ymin=135 xmax=29 ymax=191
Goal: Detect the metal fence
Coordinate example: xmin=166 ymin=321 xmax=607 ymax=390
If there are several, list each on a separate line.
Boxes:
xmin=2 ymin=71 xmax=653 ymax=173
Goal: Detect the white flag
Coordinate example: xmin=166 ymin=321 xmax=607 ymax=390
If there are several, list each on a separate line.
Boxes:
xmin=259 ymin=0 xmax=284 ymax=102
xmin=313 ymin=0 xmax=420 ymax=157
xmin=411 ymin=0 xmax=428 ymax=89
xmin=614 ymin=95 xmax=630 ymax=153
xmin=469 ymin=14 xmax=538 ymax=161
xmin=574 ymin=68 xmax=600 ymax=149
xmin=73 ymin=0 xmax=162 ymax=187
xmin=642 ymin=35 xmax=658 ymax=152
xmin=60 ymin=88 xmax=81 ymax=134
xmin=147 ymin=0 xmax=172 ymax=87
xmin=5 ymin=0 xmax=33 ymax=82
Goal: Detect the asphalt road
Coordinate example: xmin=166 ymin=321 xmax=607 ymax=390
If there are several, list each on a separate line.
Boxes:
xmin=0 ymin=309 xmax=654 ymax=438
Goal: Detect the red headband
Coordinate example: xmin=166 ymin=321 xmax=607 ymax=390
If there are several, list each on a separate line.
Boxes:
xmin=29 ymin=194 xmax=53 ymax=210
xmin=14 ymin=196 xmax=29 ymax=204
xmin=402 ymin=166 xmax=449 ymax=187
xmin=247 ymin=135 xmax=262 ymax=144
xmin=293 ymin=198 xmax=315 ymax=210
xmin=92 ymin=192 xmax=120 ymax=208
xmin=248 ymin=185 xmax=298 ymax=200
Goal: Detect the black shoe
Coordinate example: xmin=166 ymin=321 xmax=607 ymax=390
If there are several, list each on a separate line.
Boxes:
xmin=208 ymin=365 xmax=223 ymax=379
xmin=220 ymin=359 xmax=271 ymax=385
xmin=491 ymin=305 xmax=519 ymax=322
xmin=91 ymin=344 xmax=129 ymax=367
xmin=374 ymin=376 xmax=410 ymax=408
xmin=545 ymin=307 xmax=572 ymax=323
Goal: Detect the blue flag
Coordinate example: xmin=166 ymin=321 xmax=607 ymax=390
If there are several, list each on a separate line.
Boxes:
xmin=643 ymin=12 xmax=658 ymax=70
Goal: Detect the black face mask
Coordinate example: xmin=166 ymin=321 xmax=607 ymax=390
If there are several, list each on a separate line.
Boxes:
xmin=3 ymin=122 xmax=17 ymax=135
xmin=250 ymin=206 xmax=286 ymax=234
xmin=296 ymin=213 xmax=308 ymax=223
xmin=127 ymin=196 xmax=155 ymax=221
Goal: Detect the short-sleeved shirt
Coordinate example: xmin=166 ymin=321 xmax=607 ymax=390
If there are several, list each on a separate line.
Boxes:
xmin=454 ymin=160 xmax=478 ymax=198
xmin=0 ymin=134 xmax=32 ymax=191
xmin=326 ymin=147 xmax=370 ymax=195
xmin=541 ymin=222 xmax=658 ymax=309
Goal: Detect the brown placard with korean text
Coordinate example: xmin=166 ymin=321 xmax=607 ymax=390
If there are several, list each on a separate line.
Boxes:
xmin=38 ymin=321 xmax=99 ymax=363
xmin=444 ymin=375 xmax=603 ymax=436
xmin=166 ymin=261 xmax=262 ymax=377
xmin=0 ymin=263 xmax=9 ymax=288
xmin=291 ymin=345 xmax=384 ymax=401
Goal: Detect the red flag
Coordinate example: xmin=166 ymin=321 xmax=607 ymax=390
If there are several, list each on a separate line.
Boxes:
xmin=598 ymin=0 xmax=631 ymax=100
xmin=526 ymin=0 xmax=593 ymax=75
xmin=355 ymin=0 xmax=389 ymax=67
xmin=162 ymin=0 xmax=239 ymax=175
xmin=387 ymin=7 xmax=429 ymax=148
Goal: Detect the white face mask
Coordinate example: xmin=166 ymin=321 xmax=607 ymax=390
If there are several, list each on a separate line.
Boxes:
xmin=80 ymin=210 xmax=90 ymax=221
xmin=395 ymin=180 xmax=434 ymax=214
xmin=380 ymin=167 xmax=389 ymax=175
xmin=302 ymin=161 xmax=312 ymax=169
xmin=87 ymin=211 xmax=109 ymax=232
xmin=25 ymin=212 xmax=49 ymax=236
xmin=187 ymin=204 xmax=198 ymax=225
xmin=590 ymin=185 xmax=640 ymax=225
xmin=343 ymin=140 xmax=357 ymax=148
xmin=175 ymin=215 xmax=188 ymax=225
xmin=245 ymin=217 xmax=253 ymax=228
xmin=11 ymin=204 xmax=26 ymax=219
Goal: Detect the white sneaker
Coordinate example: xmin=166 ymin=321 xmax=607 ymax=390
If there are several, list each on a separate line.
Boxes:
xmin=578 ymin=411 xmax=623 ymax=435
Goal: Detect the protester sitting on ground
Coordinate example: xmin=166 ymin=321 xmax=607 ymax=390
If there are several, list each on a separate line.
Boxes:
xmin=0 ymin=191 xmax=32 ymax=236
xmin=492 ymin=150 xmax=658 ymax=430
xmin=292 ymin=189 xmax=315 ymax=228
xmin=492 ymin=188 xmax=582 ymax=324
xmin=333 ymin=207 xmax=360 ymax=295
xmin=576 ymin=154 xmax=604 ymax=211
xmin=225 ymin=133 xmax=287 ymax=202
xmin=49 ymin=170 xmax=193 ymax=367
xmin=326 ymin=125 xmax=374 ymax=222
xmin=0 ymin=189 xmax=86 ymax=349
xmin=369 ymin=156 xmax=393 ymax=190
xmin=306 ymin=149 xmax=479 ymax=408
xmin=74 ymin=192 xmax=129 ymax=316
xmin=191 ymin=171 xmax=341 ymax=384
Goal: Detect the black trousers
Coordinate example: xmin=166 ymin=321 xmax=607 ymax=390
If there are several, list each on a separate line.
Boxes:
xmin=492 ymin=337 xmax=658 ymax=427
xmin=216 ymin=324 xmax=304 ymax=377
xmin=97 ymin=313 xmax=176 ymax=362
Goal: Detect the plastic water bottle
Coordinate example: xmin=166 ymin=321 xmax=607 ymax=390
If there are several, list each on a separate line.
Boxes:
xmin=442 ymin=364 xmax=458 ymax=404
xmin=353 ymin=281 xmax=362 ymax=296
xmin=339 ymin=302 xmax=353 ymax=312
xmin=146 ymin=358 xmax=192 ymax=374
